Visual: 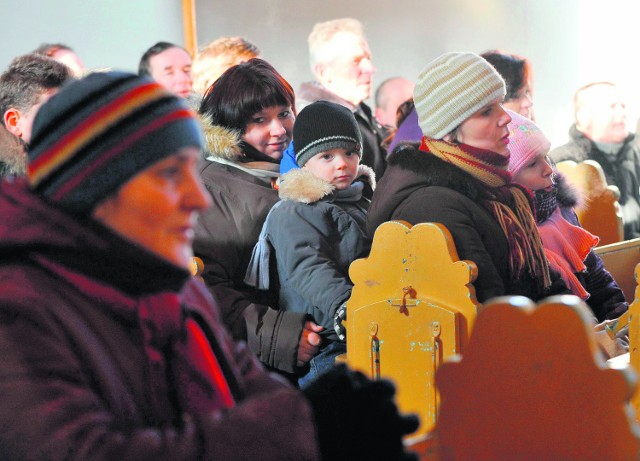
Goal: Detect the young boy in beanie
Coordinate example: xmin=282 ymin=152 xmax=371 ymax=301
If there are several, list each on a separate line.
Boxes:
xmin=245 ymin=100 xmax=376 ymax=387
xmin=0 ymin=73 xmax=419 ymax=460
xmin=507 ymin=109 xmax=628 ymax=323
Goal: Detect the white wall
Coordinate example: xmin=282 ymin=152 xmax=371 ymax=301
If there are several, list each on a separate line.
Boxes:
xmin=0 ymin=0 xmax=184 ymax=75
xmin=2 ymin=0 xmax=639 ymax=147
xmin=194 ymin=0 xmax=640 ymax=147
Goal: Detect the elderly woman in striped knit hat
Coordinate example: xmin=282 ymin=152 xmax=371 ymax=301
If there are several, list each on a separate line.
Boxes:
xmin=0 ymin=71 xmax=320 ymax=460
xmin=368 ymin=52 xmax=568 ymax=302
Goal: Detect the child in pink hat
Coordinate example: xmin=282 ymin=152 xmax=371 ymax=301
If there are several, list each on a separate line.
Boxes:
xmin=507 ymin=109 xmax=628 ymax=323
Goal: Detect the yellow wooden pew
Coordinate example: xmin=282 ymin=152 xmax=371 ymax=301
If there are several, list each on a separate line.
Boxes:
xmin=342 ymin=220 xmax=481 ymax=436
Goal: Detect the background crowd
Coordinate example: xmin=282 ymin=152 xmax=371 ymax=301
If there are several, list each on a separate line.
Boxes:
xmin=0 ymin=12 xmax=635 ymax=460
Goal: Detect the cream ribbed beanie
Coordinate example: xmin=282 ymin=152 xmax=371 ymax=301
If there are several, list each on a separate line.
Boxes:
xmin=414 ymin=52 xmax=506 ymax=139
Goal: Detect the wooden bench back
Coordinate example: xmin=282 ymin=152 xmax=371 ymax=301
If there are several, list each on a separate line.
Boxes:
xmin=594 ymin=238 xmax=640 ymax=303
xmin=556 ymin=159 xmax=624 ymax=245
xmin=343 ymin=221 xmax=481 ymax=436
xmin=409 ymin=296 xmax=640 ymax=461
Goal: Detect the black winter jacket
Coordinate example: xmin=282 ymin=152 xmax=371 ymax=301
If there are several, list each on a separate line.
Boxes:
xmin=368 ymin=144 xmax=567 ymax=302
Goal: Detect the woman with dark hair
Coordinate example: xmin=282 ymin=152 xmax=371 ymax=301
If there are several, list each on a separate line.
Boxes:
xmin=368 ymin=52 xmax=567 ymax=302
xmin=194 ymin=58 xmax=324 ymax=378
xmin=481 ymin=49 xmax=534 ymax=120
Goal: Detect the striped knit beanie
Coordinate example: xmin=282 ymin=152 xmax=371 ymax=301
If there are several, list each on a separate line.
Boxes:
xmin=506 ymin=109 xmax=551 ymax=176
xmin=414 ymin=52 xmax=506 ymax=139
xmin=294 ymin=100 xmax=362 ymax=167
xmin=28 ymin=71 xmax=202 ymax=214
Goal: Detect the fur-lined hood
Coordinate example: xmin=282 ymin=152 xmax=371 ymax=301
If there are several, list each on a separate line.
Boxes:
xmin=199 ymin=113 xmax=244 ymax=161
xmin=278 ymin=164 xmax=375 ymax=204
xmin=554 ymin=171 xmax=581 ymax=209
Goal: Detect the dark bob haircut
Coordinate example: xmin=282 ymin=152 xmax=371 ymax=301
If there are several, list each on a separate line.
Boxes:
xmin=199 ymin=58 xmax=295 ymax=133
xmin=481 ymin=50 xmax=532 ymax=102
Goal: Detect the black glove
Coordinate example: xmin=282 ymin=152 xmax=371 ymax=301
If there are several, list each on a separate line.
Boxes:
xmin=303 ymin=363 xmax=420 ymax=461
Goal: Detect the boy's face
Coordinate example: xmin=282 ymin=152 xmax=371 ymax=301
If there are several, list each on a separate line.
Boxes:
xmin=512 ymin=151 xmax=554 ymax=192
xmin=303 ymin=147 xmax=360 ymax=190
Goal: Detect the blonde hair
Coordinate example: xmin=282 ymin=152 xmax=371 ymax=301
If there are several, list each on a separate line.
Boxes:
xmin=307 ymin=18 xmax=364 ymax=73
xmin=192 ymin=36 xmax=260 ymax=94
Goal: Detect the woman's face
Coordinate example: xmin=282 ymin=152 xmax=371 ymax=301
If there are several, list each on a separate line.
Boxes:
xmin=92 ymin=147 xmax=211 ymax=270
xmin=512 ymin=151 xmax=554 ymax=192
xmin=504 ymin=82 xmax=533 ymax=120
xmin=448 ymin=100 xmax=512 ymax=156
xmin=242 ymin=104 xmax=294 ymax=160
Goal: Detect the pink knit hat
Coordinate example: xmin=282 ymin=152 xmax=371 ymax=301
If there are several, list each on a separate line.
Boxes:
xmin=506 ymin=110 xmax=551 ymax=176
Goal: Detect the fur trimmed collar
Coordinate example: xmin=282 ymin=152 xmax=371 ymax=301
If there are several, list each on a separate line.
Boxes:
xmin=199 ymin=113 xmax=244 ymax=161
xmin=554 ymin=172 xmax=581 ymax=209
xmin=279 ymin=164 xmax=375 ymax=204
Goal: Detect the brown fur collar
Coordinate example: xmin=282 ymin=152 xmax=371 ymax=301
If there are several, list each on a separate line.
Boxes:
xmin=279 ymin=164 xmax=375 ymax=203
xmin=199 ymin=113 xmax=244 ymax=161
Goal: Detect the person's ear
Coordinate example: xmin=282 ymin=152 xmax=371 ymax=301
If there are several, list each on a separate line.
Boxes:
xmin=442 ymin=132 xmax=455 ymax=142
xmin=315 ymin=62 xmax=330 ymax=84
xmin=3 ymin=108 xmax=22 ymax=138
xmin=575 ymin=107 xmax=587 ymax=133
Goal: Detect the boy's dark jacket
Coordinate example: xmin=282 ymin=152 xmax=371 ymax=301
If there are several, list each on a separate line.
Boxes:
xmin=253 ymin=165 xmax=375 ymax=339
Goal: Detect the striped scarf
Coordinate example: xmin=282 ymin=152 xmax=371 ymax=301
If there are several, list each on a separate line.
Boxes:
xmin=420 ymin=137 xmax=551 ymax=292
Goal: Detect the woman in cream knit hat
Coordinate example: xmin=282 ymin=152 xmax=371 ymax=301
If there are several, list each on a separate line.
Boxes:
xmin=367 ymin=52 xmax=567 ymax=302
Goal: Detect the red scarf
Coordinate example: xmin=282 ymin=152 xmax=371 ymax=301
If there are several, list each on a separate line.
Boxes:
xmin=139 ymin=293 xmax=235 ymax=418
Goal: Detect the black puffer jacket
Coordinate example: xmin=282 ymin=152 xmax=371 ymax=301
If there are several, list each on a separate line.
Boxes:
xmin=368 ymin=144 xmax=567 ymax=302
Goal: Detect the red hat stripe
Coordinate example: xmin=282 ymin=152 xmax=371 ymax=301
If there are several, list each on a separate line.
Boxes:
xmin=50 ymin=109 xmax=194 ymax=200
xmin=29 ymin=82 xmax=165 ymax=185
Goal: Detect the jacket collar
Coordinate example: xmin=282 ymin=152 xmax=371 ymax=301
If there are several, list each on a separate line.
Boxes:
xmin=200 ymin=114 xmax=244 ymax=162
xmin=278 ymin=164 xmax=375 ymax=204
xmin=569 ymin=123 xmax=637 ymax=153
xmin=0 ymin=178 xmax=189 ymax=296
xmin=297 ymin=81 xmax=357 ymax=111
